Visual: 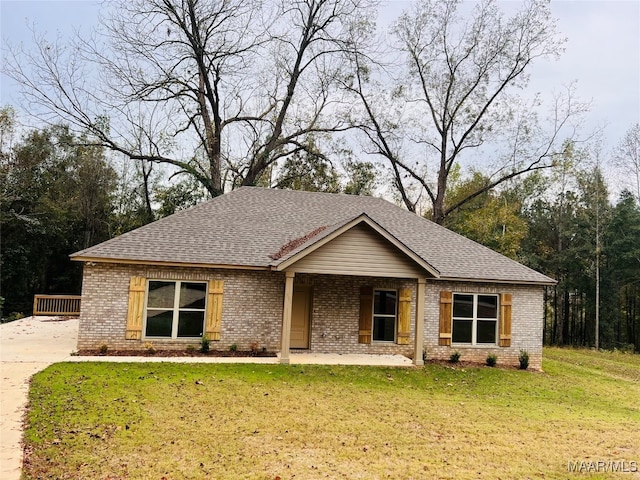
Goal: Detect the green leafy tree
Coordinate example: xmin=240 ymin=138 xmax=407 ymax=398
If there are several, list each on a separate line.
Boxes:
xmin=1 ymin=124 xmax=116 ymax=314
xmin=443 ymin=173 xmax=529 ymax=260
xmin=520 ymin=157 xmax=613 ymax=348
xmin=604 ymin=191 xmax=640 ymax=351
xmin=155 ymin=178 xmax=207 ymax=218
xmin=274 ymin=151 xmax=342 ymax=194
xmin=343 ymin=160 xmax=377 ymax=196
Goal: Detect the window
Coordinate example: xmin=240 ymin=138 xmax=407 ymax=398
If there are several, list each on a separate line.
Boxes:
xmin=451 ymin=293 xmax=498 ymax=344
xmin=145 ymin=281 xmax=207 ymax=338
xmin=373 ymin=289 xmax=397 ymax=342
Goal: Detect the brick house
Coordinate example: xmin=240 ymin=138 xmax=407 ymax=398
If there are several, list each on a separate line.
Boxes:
xmin=71 ymin=187 xmax=554 ymax=369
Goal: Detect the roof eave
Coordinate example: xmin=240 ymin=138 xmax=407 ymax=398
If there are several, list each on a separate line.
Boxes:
xmin=435 ymin=275 xmax=557 ymax=286
xmin=70 ymin=255 xmax=270 ymax=271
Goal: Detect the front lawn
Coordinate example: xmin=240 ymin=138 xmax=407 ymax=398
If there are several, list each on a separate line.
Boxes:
xmin=23 ymin=348 xmax=640 ymax=479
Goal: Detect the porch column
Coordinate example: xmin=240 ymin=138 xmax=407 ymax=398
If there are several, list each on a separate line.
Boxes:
xmin=414 ymin=278 xmax=426 ymax=366
xmin=280 ymin=271 xmax=295 ymax=364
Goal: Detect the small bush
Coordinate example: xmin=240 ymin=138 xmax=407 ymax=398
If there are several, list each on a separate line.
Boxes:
xmin=144 ymin=342 xmax=156 ymax=355
xmin=229 ymin=343 xmax=238 ymax=352
xmin=186 ymin=345 xmax=197 ymax=353
xmin=486 ymin=354 xmax=497 ymax=367
xmin=6 ymin=312 xmax=25 ymax=323
xmin=449 ymin=351 xmax=461 ymax=363
xmin=200 ymin=335 xmax=210 ymax=353
xmin=613 ymin=343 xmax=636 ymax=354
xmin=518 ymin=350 xmax=530 ymax=370
xmin=99 ymin=344 xmax=109 ymax=355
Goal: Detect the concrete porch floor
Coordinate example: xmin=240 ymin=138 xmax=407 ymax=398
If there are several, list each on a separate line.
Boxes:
xmin=285 ymin=351 xmax=413 ymax=366
xmin=61 ymin=352 xmax=413 ymax=367
xmin=66 ymin=351 xmax=413 ymax=367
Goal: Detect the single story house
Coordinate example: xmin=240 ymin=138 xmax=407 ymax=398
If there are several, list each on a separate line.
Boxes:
xmin=71 ymin=187 xmax=554 ymax=368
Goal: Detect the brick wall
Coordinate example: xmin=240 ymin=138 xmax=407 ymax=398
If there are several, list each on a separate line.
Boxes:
xmin=424 ymin=282 xmax=543 ymax=370
xmin=297 ymin=274 xmax=416 ymax=356
xmin=78 ymin=263 xmax=543 ymax=369
xmin=78 ymin=263 xmax=285 ymax=351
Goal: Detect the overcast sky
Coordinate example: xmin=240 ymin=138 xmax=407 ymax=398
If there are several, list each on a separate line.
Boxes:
xmin=1 ymin=0 xmax=639 ymax=157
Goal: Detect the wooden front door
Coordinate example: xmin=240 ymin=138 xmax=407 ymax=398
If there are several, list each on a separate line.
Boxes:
xmin=290 ymin=285 xmax=312 ymax=349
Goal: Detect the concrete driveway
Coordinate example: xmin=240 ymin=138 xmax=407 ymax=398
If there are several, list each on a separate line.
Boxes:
xmin=0 ymin=316 xmax=79 ymax=480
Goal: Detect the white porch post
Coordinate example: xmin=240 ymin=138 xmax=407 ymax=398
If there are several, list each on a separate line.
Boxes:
xmin=280 ymin=271 xmax=295 ymax=364
xmin=414 ymin=278 xmax=426 ymax=366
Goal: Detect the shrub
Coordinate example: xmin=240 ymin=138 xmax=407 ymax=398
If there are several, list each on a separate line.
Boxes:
xmin=6 ymin=312 xmax=25 ymax=323
xmin=449 ymin=351 xmax=461 ymax=363
xmin=486 ymin=354 xmax=497 ymax=367
xmin=518 ymin=350 xmax=530 ymax=370
xmin=144 ymin=342 xmax=156 ymax=355
xmin=186 ymin=345 xmax=197 ymax=353
xmin=229 ymin=343 xmax=238 ymax=352
xmin=99 ymin=344 xmax=109 ymax=355
xmin=200 ymin=335 xmax=210 ymax=353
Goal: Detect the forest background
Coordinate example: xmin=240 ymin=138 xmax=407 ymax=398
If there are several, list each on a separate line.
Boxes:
xmin=1 ymin=0 xmax=639 ymax=351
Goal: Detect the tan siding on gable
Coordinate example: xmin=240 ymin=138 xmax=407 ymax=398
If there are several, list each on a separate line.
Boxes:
xmin=287 ymin=224 xmax=425 ymax=278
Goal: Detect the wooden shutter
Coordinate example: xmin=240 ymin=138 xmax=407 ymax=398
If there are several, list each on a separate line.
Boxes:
xmin=397 ymin=288 xmax=411 ymax=345
xmin=439 ymin=291 xmax=452 ymax=346
xmin=499 ymin=293 xmax=512 ymax=347
xmin=125 ymin=276 xmax=146 ymax=340
xmin=205 ymin=279 xmax=224 ymax=341
xmin=358 ymin=286 xmax=373 ymax=344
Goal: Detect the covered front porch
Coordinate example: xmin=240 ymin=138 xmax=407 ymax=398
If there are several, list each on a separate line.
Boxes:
xmin=268 ymin=215 xmax=438 ymax=366
xmin=277 ymin=272 xmax=428 ymax=366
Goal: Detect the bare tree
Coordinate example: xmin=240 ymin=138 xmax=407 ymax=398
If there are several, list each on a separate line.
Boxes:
xmin=344 ymin=0 xmax=588 ymax=223
xmin=4 ymin=0 xmax=375 ymax=197
xmin=614 ymin=123 xmax=640 ymax=202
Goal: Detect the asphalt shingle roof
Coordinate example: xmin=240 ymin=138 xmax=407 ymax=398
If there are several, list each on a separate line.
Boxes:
xmin=71 ymin=187 xmax=555 ymax=285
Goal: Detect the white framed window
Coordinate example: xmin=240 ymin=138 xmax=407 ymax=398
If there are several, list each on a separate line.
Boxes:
xmin=144 ymin=280 xmax=207 ymax=338
xmin=452 ymin=293 xmax=498 ymax=345
xmin=373 ymin=289 xmax=397 ymax=342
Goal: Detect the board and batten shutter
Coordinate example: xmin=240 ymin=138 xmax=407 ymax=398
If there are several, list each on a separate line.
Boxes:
xmin=439 ymin=291 xmax=453 ymax=346
xmin=125 ymin=276 xmax=146 ymax=340
xmin=397 ymin=288 xmax=411 ymax=345
xmin=358 ymin=286 xmax=373 ymax=344
xmin=205 ymin=279 xmax=224 ymax=341
xmin=499 ymin=293 xmax=512 ymax=347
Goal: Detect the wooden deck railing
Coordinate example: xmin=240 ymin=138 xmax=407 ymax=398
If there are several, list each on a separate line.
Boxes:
xmin=33 ymin=295 xmax=81 ymax=316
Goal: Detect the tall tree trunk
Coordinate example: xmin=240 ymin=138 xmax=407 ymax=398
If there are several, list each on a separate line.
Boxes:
xmin=562 ymin=289 xmax=570 ymax=345
xmin=197 ymin=71 xmax=222 ymax=197
xmin=552 ymin=286 xmax=558 ymax=345
xmin=543 ymin=287 xmax=548 ymax=344
xmin=142 ymin=162 xmax=154 ymax=224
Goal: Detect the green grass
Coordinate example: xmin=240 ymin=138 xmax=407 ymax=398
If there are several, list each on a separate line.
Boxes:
xmin=23 ymin=348 xmax=640 ymax=479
